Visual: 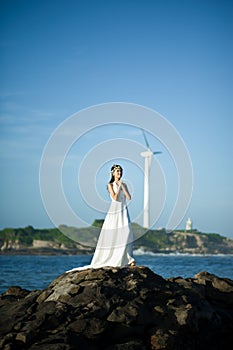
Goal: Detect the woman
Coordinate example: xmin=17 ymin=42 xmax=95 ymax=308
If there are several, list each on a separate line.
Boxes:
xmin=67 ymin=164 xmax=135 ymax=272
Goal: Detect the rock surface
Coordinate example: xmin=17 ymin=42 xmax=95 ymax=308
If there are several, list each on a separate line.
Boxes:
xmin=0 ymin=266 xmax=233 ymax=350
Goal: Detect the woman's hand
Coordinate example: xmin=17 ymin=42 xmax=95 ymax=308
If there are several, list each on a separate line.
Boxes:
xmin=120 ymin=182 xmax=131 ymax=200
xmin=108 ymin=181 xmax=131 ymax=201
xmin=116 ymin=180 xmax=122 ymax=187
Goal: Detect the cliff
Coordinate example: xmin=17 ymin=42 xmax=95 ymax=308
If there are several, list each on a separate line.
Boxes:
xmin=0 ymin=224 xmax=233 ymax=255
xmin=0 ymin=266 xmax=233 ymax=349
xmin=135 ymin=229 xmax=233 ymax=255
xmin=0 ymin=226 xmax=94 ymax=255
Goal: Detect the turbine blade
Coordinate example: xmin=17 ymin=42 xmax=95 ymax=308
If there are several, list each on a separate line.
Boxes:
xmin=153 ymin=151 xmax=162 ymax=155
xmin=141 ymin=128 xmax=150 ymax=149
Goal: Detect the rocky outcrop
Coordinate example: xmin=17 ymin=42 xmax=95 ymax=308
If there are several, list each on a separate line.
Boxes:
xmin=0 ymin=239 xmax=22 ymax=251
xmin=0 ymin=267 xmax=233 ymax=350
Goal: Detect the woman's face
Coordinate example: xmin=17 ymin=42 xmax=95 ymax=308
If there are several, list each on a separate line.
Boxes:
xmin=114 ymin=168 xmax=122 ymax=179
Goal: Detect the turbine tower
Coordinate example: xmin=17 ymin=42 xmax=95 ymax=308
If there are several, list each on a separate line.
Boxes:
xmin=141 ymin=129 xmax=161 ymax=228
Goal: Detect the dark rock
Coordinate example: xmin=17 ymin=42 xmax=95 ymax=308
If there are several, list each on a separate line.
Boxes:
xmin=0 ymin=267 xmax=233 ymax=350
xmin=194 ymin=271 xmax=233 ymax=305
xmin=0 ymin=286 xmax=31 ymax=306
xmin=4 ymin=286 xmax=30 ymax=298
xmin=105 ymin=339 xmax=147 ymax=350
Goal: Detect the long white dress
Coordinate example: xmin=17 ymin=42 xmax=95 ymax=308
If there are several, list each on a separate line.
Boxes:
xmin=66 ymin=181 xmax=135 ymax=272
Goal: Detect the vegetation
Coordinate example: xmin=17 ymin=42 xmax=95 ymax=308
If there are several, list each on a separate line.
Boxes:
xmin=134 ymin=229 xmax=172 ymax=250
xmin=0 ymin=225 xmax=76 ymax=247
xmin=92 ymin=219 xmax=104 ymax=227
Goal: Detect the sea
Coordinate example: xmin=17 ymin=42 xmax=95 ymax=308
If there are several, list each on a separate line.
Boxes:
xmin=0 ymin=252 xmax=233 ymax=294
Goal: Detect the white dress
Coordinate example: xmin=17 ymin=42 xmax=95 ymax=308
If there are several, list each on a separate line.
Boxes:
xmin=66 ymin=181 xmax=135 ymax=272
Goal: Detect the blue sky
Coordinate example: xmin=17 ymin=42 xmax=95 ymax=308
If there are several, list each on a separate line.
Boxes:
xmin=0 ymin=0 xmax=232 ymax=238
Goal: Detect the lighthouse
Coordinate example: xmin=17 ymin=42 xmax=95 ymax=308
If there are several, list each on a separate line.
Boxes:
xmin=186 ymin=218 xmax=193 ymax=231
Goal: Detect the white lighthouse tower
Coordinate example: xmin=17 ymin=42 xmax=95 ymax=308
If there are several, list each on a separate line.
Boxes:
xmin=186 ymin=218 xmax=193 ymax=231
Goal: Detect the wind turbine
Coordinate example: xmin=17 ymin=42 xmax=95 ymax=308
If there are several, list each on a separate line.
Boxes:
xmin=141 ymin=129 xmax=161 ymax=229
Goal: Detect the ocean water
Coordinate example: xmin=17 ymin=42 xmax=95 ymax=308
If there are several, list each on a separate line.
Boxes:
xmin=0 ymin=254 xmax=233 ymax=294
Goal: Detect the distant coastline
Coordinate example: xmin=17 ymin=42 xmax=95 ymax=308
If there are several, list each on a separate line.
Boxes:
xmin=1 ymin=222 xmax=233 ymax=256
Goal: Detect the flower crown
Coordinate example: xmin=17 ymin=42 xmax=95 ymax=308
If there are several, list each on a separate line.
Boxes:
xmin=110 ymin=164 xmax=121 ymax=175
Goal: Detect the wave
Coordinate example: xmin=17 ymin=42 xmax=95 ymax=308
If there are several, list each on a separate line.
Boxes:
xmin=133 ymin=248 xmax=233 ymax=257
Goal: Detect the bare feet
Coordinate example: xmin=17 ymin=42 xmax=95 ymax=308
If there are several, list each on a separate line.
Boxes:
xmin=130 ymin=261 xmax=136 ymax=267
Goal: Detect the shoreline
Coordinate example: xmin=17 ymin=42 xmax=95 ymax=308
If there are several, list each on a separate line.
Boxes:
xmin=1 ymin=226 xmax=233 ymax=256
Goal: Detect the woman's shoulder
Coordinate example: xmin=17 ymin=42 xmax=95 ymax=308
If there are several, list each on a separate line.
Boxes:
xmin=108 ymin=182 xmax=114 ymax=190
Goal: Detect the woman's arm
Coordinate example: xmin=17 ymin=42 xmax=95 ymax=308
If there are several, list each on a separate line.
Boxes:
xmin=108 ymin=183 xmax=122 ymax=201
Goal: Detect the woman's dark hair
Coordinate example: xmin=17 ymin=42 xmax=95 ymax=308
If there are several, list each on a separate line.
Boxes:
xmin=109 ymin=164 xmax=123 ymax=183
